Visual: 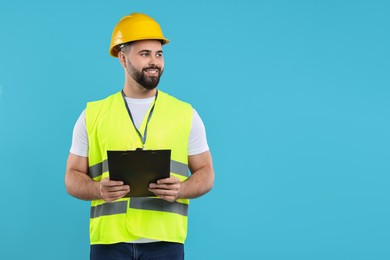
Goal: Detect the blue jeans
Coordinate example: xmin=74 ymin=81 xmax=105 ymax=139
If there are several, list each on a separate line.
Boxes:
xmin=90 ymin=242 xmax=184 ymax=260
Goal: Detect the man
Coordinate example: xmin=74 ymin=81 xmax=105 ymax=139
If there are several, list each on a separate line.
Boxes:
xmin=65 ymin=13 xmax=214 ymax=260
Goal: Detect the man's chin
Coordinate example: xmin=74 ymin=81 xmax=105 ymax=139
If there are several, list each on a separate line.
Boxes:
xmin=142 ymin=79 xmax=159 ymax=90
xmin=141 ymin=83 xmax=158 ymax=90
xmin=144 ymin=87 xmax=157 ymax=90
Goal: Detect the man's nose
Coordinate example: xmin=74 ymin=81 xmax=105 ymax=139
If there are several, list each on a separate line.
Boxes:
xmin=149 ymin=57 xmax=157 ymax=67
xmin=148 ymin=55 xmax=161 ymax=67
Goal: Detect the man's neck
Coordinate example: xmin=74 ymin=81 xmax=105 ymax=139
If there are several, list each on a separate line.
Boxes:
xmin=123 ymin=82 xmax=157 ymax=99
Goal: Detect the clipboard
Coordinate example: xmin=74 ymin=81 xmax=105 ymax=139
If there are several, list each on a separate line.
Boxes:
xmin=107 ymin=149 xmax=171 ymax=197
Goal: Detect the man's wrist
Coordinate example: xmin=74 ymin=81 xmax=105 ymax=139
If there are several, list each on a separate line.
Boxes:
xmin=94 ymin=181 xmax=103 ymax=200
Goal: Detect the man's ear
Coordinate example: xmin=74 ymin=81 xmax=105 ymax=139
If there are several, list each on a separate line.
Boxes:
xmin=118 ymin=52 xmax=127 ymax=68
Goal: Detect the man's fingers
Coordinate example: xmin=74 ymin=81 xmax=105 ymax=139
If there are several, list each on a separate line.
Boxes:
xmin=99 ymin=178 xmax=130 ymax=202
xmin=104 ymin=185 xmax=130 ymax=192
xmin=101 ymin=178 xmax=126 ymax=187
xmin=149 ymin=178 xmax=182 ymax=202
xmin=149 ymin=183 xmax=179 ymax=190
xmin=101 ymin=188 xmax=130 ymax=202
xmin=149 ymin=191 xmax=176 ymax=202
xmin=109 ymin=190 xmax=129 ymax=198
xmin=149 ymin=188 xmax=176 ymax=196
xmin=156 ymin=177 xmax=180 ymax=184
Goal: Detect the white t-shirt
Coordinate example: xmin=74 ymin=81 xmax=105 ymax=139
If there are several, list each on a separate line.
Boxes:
xmin=70 ymin=95 xmax=209 ymax=158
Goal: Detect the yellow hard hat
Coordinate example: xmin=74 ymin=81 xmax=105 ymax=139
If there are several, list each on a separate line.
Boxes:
xmin=109 ymin=13 xmax=170 ymax=57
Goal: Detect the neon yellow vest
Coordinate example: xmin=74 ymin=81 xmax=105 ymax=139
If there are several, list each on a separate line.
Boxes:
xmin=85 ymin=90 xmax=192 ymax=244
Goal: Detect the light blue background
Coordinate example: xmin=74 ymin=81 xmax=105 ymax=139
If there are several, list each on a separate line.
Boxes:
xmin=0 ymin=0 xmax=389 ymax=259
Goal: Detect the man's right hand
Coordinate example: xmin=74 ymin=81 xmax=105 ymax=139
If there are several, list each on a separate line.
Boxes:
xmin=99 ymin=178 xmax=130 ymax=202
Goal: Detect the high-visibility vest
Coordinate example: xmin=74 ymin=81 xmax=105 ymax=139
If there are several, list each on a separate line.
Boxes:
xmin=85 ymin=90 xmax=192 ymax=244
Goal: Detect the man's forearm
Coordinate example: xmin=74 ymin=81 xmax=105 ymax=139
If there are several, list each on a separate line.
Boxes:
xmin=65 ymin=170 xmax=101 ymax=201
xmin=179 ymin=165 xmax=214 ymax=199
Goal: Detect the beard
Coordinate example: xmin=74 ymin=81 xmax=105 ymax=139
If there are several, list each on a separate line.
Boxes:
xmin=126 ymin=60 xmax=163 ymax=90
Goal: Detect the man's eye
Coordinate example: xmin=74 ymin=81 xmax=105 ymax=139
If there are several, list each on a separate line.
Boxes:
xmin=156 ymin=53 xmax=163 ymax=58
xmin=141 ymin=53 xmax=149 ymax=57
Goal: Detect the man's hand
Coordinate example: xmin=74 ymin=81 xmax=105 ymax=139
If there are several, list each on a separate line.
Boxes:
xmin=100 ymin=178 xmax=130 ymax=202
xmin=148 ymin=176 xmax=182 ymax=202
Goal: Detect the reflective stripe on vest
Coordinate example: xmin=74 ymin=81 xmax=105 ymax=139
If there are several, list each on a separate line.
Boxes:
xmin=90 ymin=200 xmax=128 ymax=218
xmin=89 ymin=159 xmax=189 ymax=179
xmin=90 ymin=198 xmax=188 ymax=218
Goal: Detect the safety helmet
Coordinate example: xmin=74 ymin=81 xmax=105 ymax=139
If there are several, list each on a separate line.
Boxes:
xmin=109 ymin=13 xmax=170 ymax=57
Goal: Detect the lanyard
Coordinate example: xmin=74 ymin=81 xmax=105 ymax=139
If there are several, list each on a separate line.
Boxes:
xmin=121 ymin=90 xmax=158 ymax=149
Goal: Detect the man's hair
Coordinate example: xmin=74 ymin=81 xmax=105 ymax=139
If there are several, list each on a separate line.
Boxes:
xmin=119 ymin=42 xmax=133 ymax=54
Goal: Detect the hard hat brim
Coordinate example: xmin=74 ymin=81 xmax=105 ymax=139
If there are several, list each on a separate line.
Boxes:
xmin=110 ymin=37 xmax=170 ymax=57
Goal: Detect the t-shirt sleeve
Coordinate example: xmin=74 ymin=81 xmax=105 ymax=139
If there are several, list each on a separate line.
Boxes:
xmin=188 ymin=109 xmax=209 ymax=156
xmin=69 ymin=110 xmax=89 ymax=157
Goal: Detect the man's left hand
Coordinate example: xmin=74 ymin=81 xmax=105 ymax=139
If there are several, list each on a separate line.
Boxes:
xmin=149 ymin=176 xmax=182 ymax=202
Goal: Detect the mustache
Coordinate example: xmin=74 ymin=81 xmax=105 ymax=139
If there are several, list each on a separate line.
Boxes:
xmin=143 ymin=65 xmax=161 ymax=71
